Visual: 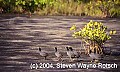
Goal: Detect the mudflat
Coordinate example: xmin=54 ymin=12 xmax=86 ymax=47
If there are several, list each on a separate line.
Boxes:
xmin=0 ymin=15 xmax=120 ymax=72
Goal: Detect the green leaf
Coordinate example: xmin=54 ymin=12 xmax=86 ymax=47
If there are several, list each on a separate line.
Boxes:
xmin=109 ymin=30 xmax=116 ymax=35
xmin=15 ymin=2 xmax=19 ymax=5
xmin=29 ymin=3 xmax=32 ymax=6
xmin=70 ymin=20 xmax=115 ymax=45
xmin=70 ymin=25 xmax=76 ymax=30
xmin=35 ymin=2 xmax=38 ymax=5
xmin=113 ymin=30 xmax=116 ymax=34
xmin=22 ymin=1 xmax=25 ymax=5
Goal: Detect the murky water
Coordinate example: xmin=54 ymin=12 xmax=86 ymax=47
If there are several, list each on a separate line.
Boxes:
xmin=0 ymin=15 xmax=120 ymax=72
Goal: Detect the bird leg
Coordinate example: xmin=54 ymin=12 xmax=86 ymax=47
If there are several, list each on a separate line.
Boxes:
xmin=70 ymin=57 xmax=73 ymax=62
xmin=57 ymin=57 xmax=62 ymax=61
xmin=56 ymin=57 xmax=60 ymax=61
xmin=44 ymin=56 xmax=47 ymax=60
xmin=58 ymin=57 xmax=61 ymax=60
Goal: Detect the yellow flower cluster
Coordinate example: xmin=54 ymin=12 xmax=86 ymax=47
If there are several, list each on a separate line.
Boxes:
xmin=70 ymin=20 xmax=116 ymax=45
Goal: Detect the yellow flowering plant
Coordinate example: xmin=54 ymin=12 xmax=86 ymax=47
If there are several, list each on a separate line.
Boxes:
xmin=70 ymin=20 xmax=116 ymax=54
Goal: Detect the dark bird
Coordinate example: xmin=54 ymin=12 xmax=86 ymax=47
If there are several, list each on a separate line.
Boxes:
xmin=39 ymin=47 xmax=48 ymax=60
xmin=54 ymin=47 xmax=62 ymax=61
xmin=69 ymin=47 xmax=80 ymax=58
xmin=103 ymin=47 xmax=111 ymax=55
xmin=66 ymin=47 xmax=75 ymax=61
xmin=89 ymin=49 xmax=101 ymax=62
